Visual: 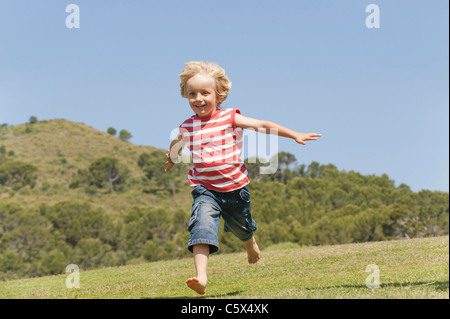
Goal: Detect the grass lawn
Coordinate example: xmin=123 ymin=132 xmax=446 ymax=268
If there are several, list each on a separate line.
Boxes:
xmin=0 ymin=236 xmax=448 ymax=299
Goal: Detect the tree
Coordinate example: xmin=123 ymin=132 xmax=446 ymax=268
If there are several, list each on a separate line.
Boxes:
xmin=40 ymin=250 xmax=67 ymax=275
xmin=277 ymin=152 xmax=297 ymax=171
xmin=244 ymin=157 xmax=268 ymax=181
xmin=119 ymin=129 xmax=132 ymax=142
xmin=0 ymin=250 xmax=25 ymax=277
xmin=88 ymin=157 xmax=129 ymax=193
xmin=74 ymin=238 xmax=107 ymax=269
xmin=43 ymin=201 xmax=115 ymax=246
xmin=29 ymin=116 xmax=38 ymax=124
xmin=305 ymin=161 xmax=322 ymax=178
xmin=139 ymin=150 xmax=190 ymax=196
xmin=262 ymin=152 xmax=297 ymax=183
xmin=1 ymin=221 xmax=54 ymax=263
xmin=107 ymin=127 xmax=117 ymax=136
xmin=0 ymin=161 xmax=38 ymax=189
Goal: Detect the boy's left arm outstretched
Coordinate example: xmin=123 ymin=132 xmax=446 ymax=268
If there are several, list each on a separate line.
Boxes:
xmin=235 ymin=114 xmax=321 ymax=145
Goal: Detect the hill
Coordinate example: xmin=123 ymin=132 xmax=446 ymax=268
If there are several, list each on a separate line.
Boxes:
xmin=0 ymin=119 xmax=448 ymax=281
xmin=0 ymin=119 xmax=192 ymax=215
xmin=0 ymin=236 xmax=448 ymax=300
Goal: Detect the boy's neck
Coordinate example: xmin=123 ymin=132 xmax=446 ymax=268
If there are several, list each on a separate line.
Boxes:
xmin=195 ymin=107 xmax=219 ymax=118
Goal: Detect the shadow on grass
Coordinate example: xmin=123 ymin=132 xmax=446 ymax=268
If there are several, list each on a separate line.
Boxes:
xmin=145 ymin=290 xmax=244 ymax=299
xmin=304 ymin=280 xmax=449 ymax=292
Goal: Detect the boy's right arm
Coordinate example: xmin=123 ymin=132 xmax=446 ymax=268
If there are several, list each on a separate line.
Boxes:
xmin=165 ymin=134 xmax=185 ymax=173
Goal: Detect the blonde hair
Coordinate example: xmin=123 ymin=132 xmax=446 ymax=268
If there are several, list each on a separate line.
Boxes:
xmin=179 ymin=61 xmax=232 ymax=105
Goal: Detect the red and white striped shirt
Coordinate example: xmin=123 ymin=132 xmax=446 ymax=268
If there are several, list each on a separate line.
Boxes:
xmin=179 ymin=108 xmax=249 ymax=192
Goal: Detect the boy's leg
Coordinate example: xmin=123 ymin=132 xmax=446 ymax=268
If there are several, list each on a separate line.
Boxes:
xmin=222 ymin=212 xmax=260 ymax=264
xmin=186 ymin=244 xmax=209 ymax=295
xmin=220 ymin=187 xmax=260 ymax=264
xmin=186 ymin=186 xmax=221 ymax=294
xmin=244 ymin=235 xmax=261 ymax=264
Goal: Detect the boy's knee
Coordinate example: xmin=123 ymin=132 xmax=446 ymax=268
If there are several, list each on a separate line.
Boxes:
xmin=188 ymin=241 xmax=219 ymax=254
xmin=187 ymin=200 xmax=221 ymax=254
xmin=222 ymin=211 xmax=257 ymax=241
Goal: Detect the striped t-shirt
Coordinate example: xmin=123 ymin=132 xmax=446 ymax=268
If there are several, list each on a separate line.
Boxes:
xmin=179 ymin=108 xmax=249 ymax=192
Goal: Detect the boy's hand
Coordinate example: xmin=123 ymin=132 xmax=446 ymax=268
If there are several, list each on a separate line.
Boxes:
xmin=165 ymin=135 xmax=185 ymax=173
xmin=165 ymin=150 xmax=175 ymax=173
xmin=294 ymin=133 xmax=322 ymax=145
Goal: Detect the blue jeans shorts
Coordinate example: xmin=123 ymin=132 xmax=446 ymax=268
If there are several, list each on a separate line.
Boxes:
xmin=187 ymin=185 xmax=258 ymax=254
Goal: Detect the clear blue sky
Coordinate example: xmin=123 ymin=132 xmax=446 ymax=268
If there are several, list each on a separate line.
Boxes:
xmin=0 ymin=0 xmax=448 ymax=192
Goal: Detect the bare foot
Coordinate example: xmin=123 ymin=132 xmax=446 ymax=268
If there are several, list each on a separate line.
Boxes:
xmin=245 ymin=236 xmax=261 ymax=264
xmin=186 ymin=277 xmax=207 ymax=295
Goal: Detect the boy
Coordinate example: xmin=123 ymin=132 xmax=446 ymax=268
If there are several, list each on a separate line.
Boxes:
xmin=165 ymin=61 xmax=321 ymax=294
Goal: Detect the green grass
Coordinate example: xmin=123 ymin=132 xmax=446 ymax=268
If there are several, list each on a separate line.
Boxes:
xmin=0 ymin=236 xmax=448 ymax=299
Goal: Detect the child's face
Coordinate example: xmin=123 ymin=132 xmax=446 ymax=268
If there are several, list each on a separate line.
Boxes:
xmin=186 ymin=74 xmax=221 ymax=118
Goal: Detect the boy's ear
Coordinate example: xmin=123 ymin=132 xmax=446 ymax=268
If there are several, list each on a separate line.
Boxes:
xmin=216 ymin=93 xmax=222 ymax=105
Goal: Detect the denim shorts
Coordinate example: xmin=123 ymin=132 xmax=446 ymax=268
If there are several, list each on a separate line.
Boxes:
xmin=187 ymin=185 xmax=258 ymax=254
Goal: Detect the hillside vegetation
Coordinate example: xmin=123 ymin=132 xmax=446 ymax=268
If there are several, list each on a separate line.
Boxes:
xmin=0 ymin=119 xmax=448 ymax=281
